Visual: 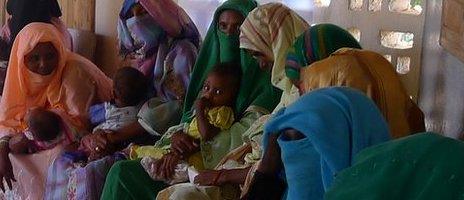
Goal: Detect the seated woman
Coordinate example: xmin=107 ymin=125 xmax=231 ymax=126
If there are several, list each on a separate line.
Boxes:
xmin=0 ymin=0 xmax=72 ymax=93
xmin=101 ymin=0 xmax=282 ymax=199
xmin=248 ymin=87 xmax=390 ymax=199
xmin=118 ymin=0 xmax=200 ymax=101
xmin=44 ymin=67 xmax=148 ymax=200
xmin=326 ymin=132 xmax=464 ymax=200
xmin=89 ymin=0 xmax=202 ymax=154
xmin=0 ymin=23 xmax=112 ymax=199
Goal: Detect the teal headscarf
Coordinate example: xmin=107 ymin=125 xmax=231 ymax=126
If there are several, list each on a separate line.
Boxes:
xmin=285 ymin=23 xmax=362 ymax=81
xmin=182 ymin=0 xmax=281 ymax=122
xmin=326 ymin=132 xmax=464 ymax=200
xmin=263 ymin=87 xmax=390 ymax=199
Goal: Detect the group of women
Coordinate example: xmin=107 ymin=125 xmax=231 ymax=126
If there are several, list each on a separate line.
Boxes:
xmin=0 ymin=0 xmax=463 ymax=199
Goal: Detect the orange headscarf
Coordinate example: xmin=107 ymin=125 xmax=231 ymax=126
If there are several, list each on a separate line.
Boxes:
xmin=0 ymin=23 xmax=113 ymax=137
xmin=300 ymin=48 xmax=425 ymax=138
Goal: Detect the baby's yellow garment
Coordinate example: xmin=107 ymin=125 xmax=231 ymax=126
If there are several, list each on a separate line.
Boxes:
xmin=130 ymin=145 xmax=168 ymax=160
xmin=187 ymin=106 xmax=235 ymax=139
xmin=187 ymin=106 xmax=234 ymax=170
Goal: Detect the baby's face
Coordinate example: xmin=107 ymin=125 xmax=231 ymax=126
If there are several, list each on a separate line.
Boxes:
xmin=24 ymin=108 xmax=61 ymax=141
xmin=201 ymin=73 xmax=237 ymax=107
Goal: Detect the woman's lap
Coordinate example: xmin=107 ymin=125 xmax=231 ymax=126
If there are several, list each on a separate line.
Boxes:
xmin=101 ymin=159 xmax=168 ymax=200
xmin=45 ymin=153 xmax=125 ymax=200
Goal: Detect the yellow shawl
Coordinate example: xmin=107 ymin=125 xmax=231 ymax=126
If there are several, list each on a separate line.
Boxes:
xmin=240 ymin=3 xmax=309 ymax=94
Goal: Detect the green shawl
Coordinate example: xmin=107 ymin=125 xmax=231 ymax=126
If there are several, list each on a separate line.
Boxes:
xmin=326 ymin=132 xmax=464 ymax=200
xmin=182 ymin=0 xmax=276 ymax=122
xmin=285 ymin=23 xmax=362 ymax=81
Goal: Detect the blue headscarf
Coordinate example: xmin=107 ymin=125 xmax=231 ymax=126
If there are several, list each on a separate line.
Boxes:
xmin=263 ymin=87 xmax=390 ymax=200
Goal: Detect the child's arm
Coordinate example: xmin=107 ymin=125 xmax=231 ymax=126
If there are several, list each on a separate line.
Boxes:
xmin=8 ymin=134 xmax=33 ymax=154
xmin=195 ymin=98 xmax=220 ymax=141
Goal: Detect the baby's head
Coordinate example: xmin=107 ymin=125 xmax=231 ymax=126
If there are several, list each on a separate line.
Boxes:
xmin=25 ymin=108 xmax=62 ymax=142
xmin=113 ymin=67 xmax=148 ymax=107
xmin=201 ymin=62 xmax=242 ymax=107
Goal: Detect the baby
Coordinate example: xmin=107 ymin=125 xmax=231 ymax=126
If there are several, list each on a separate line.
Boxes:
xmin=9 ymin=108 xmax=71 ymax=154
xmin=77 ymin=67 xmax=148 ymax=161
xmin=89 ymin=66 xmax=148 ymax=132
xmin=133 ymin=62 xmax=242 ymax=183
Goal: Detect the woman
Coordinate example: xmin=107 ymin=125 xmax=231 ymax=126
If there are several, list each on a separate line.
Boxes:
xmin=0 ymin=23 xmax=112 ymax=200
xmin=300 ymin=48 xmax=425 ymax=138
xmin=101 ymin=0 xmax=282 ymax=199
xmin=248 ymin=87 xmax=390 ymax=199
xmin=182 ymin=0 xmax=258 ymax=122
xmin=118 ymin=0 xmax=200 ymax=102
xmin=0 ymin=0 xmax=72 ymax=93
xmin=325 ymin=132 xmax=464 ymax=200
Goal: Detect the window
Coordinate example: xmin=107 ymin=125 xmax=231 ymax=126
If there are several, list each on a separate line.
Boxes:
xmin=369 ymin=0 xmax=382 ymax=12
xmin=380 ymin=30 xmax=414 ymax=49
xmin=389 ymin=0 xmax=423 ymax=15
xmin=384 ymin=55 xmax=392 ymax=62
xmin=314 ymin=0 xmax=331 ymax=7
xmin=350 ymin=0 xmax=363 ymax=11
xmin=396 ymin=56 xmax=411 ymax=74
xmin=347 ymin=27 xmax=361 ymax=42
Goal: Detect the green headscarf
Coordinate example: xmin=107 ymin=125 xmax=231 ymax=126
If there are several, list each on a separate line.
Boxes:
xmin=326 ymin=132 xmax=464 ymax=200
xmin=181 ymin=0 xmax=260 ymax=122
xmin=285 ymin=23 xmax=362 ymax=81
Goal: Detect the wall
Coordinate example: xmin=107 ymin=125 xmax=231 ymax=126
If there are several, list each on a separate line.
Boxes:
xmin=94 ymin=0 xmax=124 ymax=76
xmin=57 ymin=0 xmax=95 ymax=31
xmin=419 ymin=0 xmax=464 ymax=138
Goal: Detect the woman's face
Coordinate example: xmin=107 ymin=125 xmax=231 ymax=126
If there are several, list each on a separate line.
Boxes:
xmin=131 ymin=3 xmax=148 ymax=17
xmin=248 ymin=50 xmax=273 ymax=70
xmin=24 ymin=42 xmax=59 ymax=75
xmin=218 ymin=10 xmax=244 ymax=35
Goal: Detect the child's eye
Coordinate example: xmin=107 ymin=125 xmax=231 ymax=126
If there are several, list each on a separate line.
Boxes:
xmin=214 ymin=89 xmax=221 ymax=95
xmin=203 ymin=85 xmax=210 ymax=91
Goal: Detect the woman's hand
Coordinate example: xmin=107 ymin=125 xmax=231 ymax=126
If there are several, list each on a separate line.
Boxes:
xmin=257 ymin=134 xmax=283 ymax=174
xmin=194 ymin=170 xmax=224 ymax=186
xmin=170 ymin=132 xmax=199 ymax=158
xmin=152 ymin=152 xmax=181 ymax=180
xmin=79 ymin=130 xmax=113 ymax=156
xmin=195 ymin=98 xmax=209 ymax=113
xmin=195 ymin=168 xmax=251 ymax=186
xmin=0 ymin=144 xmax=15 ymax=192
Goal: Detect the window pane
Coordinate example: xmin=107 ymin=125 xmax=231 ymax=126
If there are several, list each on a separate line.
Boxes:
xmin=380 ymin=30 xmax=414 ymax=49
xmin=389 ymin=0 xmax=423 ymax=15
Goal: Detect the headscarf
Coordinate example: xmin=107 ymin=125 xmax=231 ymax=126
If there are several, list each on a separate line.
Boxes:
xmin=326 ymin=132 xmax=464 ymax=200
xmin=7 ymin=0 xmax=62 ymax=43
xmin=240 ymin=3 xmax=309 ymax=92
xmin=0 ymin=23 xmax=113 ymax=137
xmin=285 ymin=23 xmax=361 ymax=81
xmin=182 ymin=0 xmax=281 ymax=122
xmin=300 ymin=48 xmax=425 ymax=138
xmin=263 ymin=87 xmax=390 ymax=199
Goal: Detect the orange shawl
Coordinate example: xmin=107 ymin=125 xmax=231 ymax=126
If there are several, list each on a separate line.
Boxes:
xmin=0 ymin=23 xmax=113 ymax=137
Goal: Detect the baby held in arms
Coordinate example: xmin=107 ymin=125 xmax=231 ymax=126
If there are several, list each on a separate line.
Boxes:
xmin=72 ymin=67 xmax=148 ymax=162
xmin=131 ymin=62 xmax=242 ymax=184
xmin=9 ymin=108 xmax=73 ymax=154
